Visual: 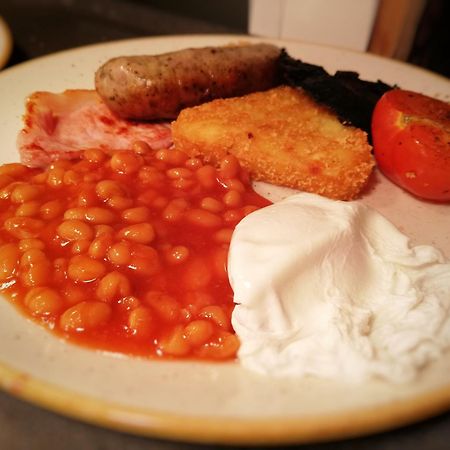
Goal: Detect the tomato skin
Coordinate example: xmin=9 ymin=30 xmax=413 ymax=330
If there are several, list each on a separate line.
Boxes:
xmin=372 ymin=89 xmax=450 ymax=201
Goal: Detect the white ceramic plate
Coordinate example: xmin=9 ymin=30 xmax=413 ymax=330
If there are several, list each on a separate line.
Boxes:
xmin=0 ymin=16 xmax=12 ymax=69
xmin=0 ymin=35 xmax=449 ymax=446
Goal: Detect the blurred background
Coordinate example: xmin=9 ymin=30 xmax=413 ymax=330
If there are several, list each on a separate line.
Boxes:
xmin=0 ymin=0 xmax=449 ymax=77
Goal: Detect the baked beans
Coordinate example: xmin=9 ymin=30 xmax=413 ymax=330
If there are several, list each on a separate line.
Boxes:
xmin=0 ymin=146 xmax=270 ymax=360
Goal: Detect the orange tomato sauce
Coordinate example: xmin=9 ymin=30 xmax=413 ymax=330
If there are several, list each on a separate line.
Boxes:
xmin=0 ymin=143 xmax=271 ymax=360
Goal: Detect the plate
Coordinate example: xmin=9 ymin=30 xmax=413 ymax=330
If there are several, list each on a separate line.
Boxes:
xmin=0 ymin=35 xmax=450 ymax=446
xmin=0 ymin=16 xmax=12 ymax=69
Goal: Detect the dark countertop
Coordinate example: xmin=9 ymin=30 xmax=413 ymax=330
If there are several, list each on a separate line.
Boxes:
xmin=0 ymin=1 xmax=449 ymax=449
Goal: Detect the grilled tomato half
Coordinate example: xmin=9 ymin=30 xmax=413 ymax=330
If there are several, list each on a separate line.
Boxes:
xmin=372 ymin=89 xmax=450 ymax=201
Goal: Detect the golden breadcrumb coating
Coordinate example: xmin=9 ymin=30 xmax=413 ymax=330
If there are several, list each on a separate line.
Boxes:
xmin=171 ymin=86 xmax=374 ymax=200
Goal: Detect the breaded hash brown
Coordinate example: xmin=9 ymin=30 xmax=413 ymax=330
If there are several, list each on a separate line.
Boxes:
xmin=171 ymin=86 xmax=374 ymax=200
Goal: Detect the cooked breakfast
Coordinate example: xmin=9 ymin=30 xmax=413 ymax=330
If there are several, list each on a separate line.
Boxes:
xmin=1 ymin=41 xmax=449 ymax=382
xmin=95 ymin=43 xmax=281 ymax=120
xmin=172 ymin=86 xmax=374 ymax=200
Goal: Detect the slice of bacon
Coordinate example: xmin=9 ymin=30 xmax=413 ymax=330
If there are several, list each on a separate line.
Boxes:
xmin=17 ymin=90 xmax=173 ymax=167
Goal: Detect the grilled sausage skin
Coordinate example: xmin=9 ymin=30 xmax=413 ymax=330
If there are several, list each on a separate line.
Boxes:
xmin=95 ymin=44 xmax=281 ymax=120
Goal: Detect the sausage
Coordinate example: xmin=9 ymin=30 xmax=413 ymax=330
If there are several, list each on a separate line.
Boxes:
xmin=94 ymin=43 xmax=281 ymax=120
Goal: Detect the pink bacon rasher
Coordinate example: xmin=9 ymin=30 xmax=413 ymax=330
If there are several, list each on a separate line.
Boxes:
xmin=17 ymin=90 xmax=173 ymax=167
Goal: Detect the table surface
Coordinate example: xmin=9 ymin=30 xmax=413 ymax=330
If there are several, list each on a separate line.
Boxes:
xmin=0 ymin=1 xmax=449 ymax=449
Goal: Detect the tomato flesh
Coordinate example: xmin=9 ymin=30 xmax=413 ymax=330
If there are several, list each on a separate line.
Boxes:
xmin=372 ymin=89 xmax=450 ymax=201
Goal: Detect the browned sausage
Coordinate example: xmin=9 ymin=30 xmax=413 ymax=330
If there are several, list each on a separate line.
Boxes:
xmin=95 ymin=44 xmax=281 ymax=120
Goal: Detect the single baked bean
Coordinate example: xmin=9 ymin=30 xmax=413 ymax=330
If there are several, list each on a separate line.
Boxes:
xmin=166 ymin=167 xmax=192 ymax=179
xmin=162 ymin=198 xmax=189 ymax=222
xmin=84 ymin=148 xmax=107 ymax=164
xmin=53 ymin=258 xmax=68 ymax=284
xmin=218 ymin=155 xmax=240 ymax=180
xmin=94 ymin=224 xmax=114 ymax=238
xmin=47 ymin=167 xmax=65 ymax=187
xmin=4 ymin=217 xmax=44 ymax=239
xmin=171 ymin=177 xmax=195 ymax=190
xmin=49 ymin=160 xmax=72 ymax=170
xmin=71 ymin=160 xmax=92 ymax=174
xmin=11 ymin=184 xmax=41 ymax=204
xmin=96 ymin=180 xmax=125 ymax=200
xmin=200 ymin=197 xmax=224 ymax=213
xmin=78 ymin=187 xmax=99 ymax=207
xmin=20 ymin=249 xmax=47 ymax=267
xmin=64 ymin=207 xmax=86 ymax=220
xmin=117 ymin=223 xmax=155 ymax=244
xmin=183 ymin=291 xmax=214 ymax=314
xmin=184 ymin=209 xmax=222 ymax=228
xmin=96 ymin=271 xmax=131 ymax=303
xmin=24 ymin=287 xmax=62 ymax=316
xmin=0 ymin=182 xmax=17 ymax=201
xmin=138 ymin=166 xmax=165 ymax=187
xmin=128 ymin=306 xmax=154 ymax=336
xmin=0 ymin=243 xmax=20 ymax=281
xmin=213 ymin=228 xmax=233 ymax=244
xmin=20 ymin=261 xmax=51 ymax=287
xmin=165 ymin=245 xmax=189 ymax=265
xmin=183 ymin=320 xmax=214 ymax=347
xmin=223 ymin=209 xmax=244 ymax=225
xmin=196 ymin=331 xmax=239 ymax=359
xmin=0 ymin=163 xmax=28 ymax=178
xmin=211 ymin=247 xmax=229 ymax=280
xmin=0 ymin=174 xmax=14 ymax=189
xmin=128 ymin=248 xmax=160 ymax=276
xmin=107 ymin=241 xmax=132 ymax=265
xmin=196 ymin=165 xmax=217 ymax=189
xmin=32 ymin=173 xmax=47 ymax=184
xmin=117 ymin=295 xmax=140 ymax=312
xmin=185 ymin=158 xmax=202 ymax=170
xmin=85 ymin=207 xmax=116 ymax=224
xmin=62 ymin=284 xmax=86 ymax=305
xmin=110 ymin=151 xmax=143 ymax=175
xmin=122 ymin=206 xmax=150 ymax=223
xmin=222 ymin=178 xmax=245 ymax=193
xmin=158 ymin=325 xmax=190 ymax=356
xmin=15 ymin=201 xmax=41 ymax=217
xmin=132 ymin=140 xmax=152 ymax=155
xmin=58 ymin=219 xmax=94 ymax=241
xmin=88 ymin=234 xmax=113 ymax=260
xmin=68 ymin=255 xmax=106 ymax=282
xmin=107 ymin=195 xmax=133 ymax=210
xmin=223 ymin=190 xmax=242 ymax=208
xmin=18 ymin=238 xmax=45 ymax=252
xmin=199 ymin=305 xmax=230 ymax=330
xmin=63 ymin=170 xmax=82 ymax=185
xmin=40 ymin=199 xmax=63 ymax=220
xmin=60 ymin=301 xmax=112 ymax=332
xmin=71 ymin=239 xmax=91 ymax=255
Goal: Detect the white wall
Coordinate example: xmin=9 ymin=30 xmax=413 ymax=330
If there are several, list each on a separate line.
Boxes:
xmin=249 ymin=0 xmax=379 ymax=51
